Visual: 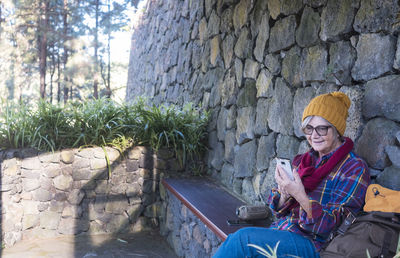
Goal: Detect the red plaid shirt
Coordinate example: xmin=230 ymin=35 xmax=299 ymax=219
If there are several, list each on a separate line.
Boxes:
xmin=268 ymin=150 xmax=370 ymax=251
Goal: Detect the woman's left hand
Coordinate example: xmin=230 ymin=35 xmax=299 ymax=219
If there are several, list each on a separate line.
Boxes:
xmin=276 ymin=166 xmax=312 ymax=217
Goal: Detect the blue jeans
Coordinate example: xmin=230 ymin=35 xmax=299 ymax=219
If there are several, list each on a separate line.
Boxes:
xmin=213 ymin=227 xmax=320 ymax=258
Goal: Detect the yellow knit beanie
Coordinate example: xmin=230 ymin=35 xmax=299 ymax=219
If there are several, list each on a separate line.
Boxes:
xmin=302 ymin=92 xmax=351 ymax=136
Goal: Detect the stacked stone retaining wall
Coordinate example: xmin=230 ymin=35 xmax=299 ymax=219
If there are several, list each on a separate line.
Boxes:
xmin=127 ymin=0 xmax=400 ymax=202
xmin=159 ymin=186 xmax=222 ymax=257
xmin=0 ymin=146 xmax=180 ymax=247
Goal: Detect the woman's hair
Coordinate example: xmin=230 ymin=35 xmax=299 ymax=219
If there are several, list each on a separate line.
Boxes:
xmin=301 ymin=115 xmax=342 ymax=139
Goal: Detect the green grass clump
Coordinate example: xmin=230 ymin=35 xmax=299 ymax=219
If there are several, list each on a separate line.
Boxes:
xmin=0 ymin=98 xmax=209 ymax=168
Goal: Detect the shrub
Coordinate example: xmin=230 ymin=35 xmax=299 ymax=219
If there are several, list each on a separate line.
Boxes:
xmin=0 ymin=98 xmax=209 ymax=167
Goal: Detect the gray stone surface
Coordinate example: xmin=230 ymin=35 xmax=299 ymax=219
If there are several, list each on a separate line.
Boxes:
xmin=267 ymin=78 xmax=294 ymax=135
xmin=269 ymin=15 xmax=297 ymax=53
xmin=237 ymin=79 xmax=257 ymax=107
xmin=282 ymin=46 xmax=302 ymax=87
xmin=256 ymin=133 xmax=277 ymax=172
xmin=385 ymin=146 xmax=400 ymax=168
xmin=234 ymin=27 xmax=251 ymax=59
xmin=363 ymin=75 xmax=400 ymax=122
xmin=224 ymin=129 xmax=237 ymax=164
xmin=236 ymin=107 xmax=255 ymax=144
xmin=340 ymin=86 xmax=364 ymax=141
xmin=264 ymin=54 xmax=281 ymax=75
xmin=255 ymin=98 xmax=270 ymax=136
xmin=222 ymin=34 xmax=234 ymax=69
xmin=276 ymin=134 xmax=301 ymax=160
xmin=293 ymin=87 xmax=316 ymax=137
xmin=296 ymin=6 xmax=320 ymax=47
xmin=320 ymin=0 xmax=356 ymax=41
xmin=256 ymin=69 xmax=273 ymax=98
xmin=354 ymin=0 xmax=399 ymax=33
xmin=301 ymin=45 xmax=328 ymax=83
xmin=124 ymin=3 xmax=400 ymax=255
xmin=376 ymin=166 xmax=400 ymax=190
xmin=352 ymin=33 xmax=396 ymax=81
xmin=254 ymin=13 xmax=269 ymax=62
xmin=327 ymin=41 xmax=356 ymax=85
xmin=356 ymin=118 xmax=400 ymax=169
xmin=234 ymin=140 xmax=257 ymax=178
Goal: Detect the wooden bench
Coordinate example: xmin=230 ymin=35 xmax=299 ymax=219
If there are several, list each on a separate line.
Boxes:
xmin=162 ymin=177 xmax=270 ymax=241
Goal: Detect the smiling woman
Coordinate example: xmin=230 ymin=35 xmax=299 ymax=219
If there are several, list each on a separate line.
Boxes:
xmin=213 ymin=92 xmax=370 ymax=258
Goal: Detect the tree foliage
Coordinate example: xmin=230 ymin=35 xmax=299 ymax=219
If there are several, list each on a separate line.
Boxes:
xmin=0 ymin=0 xmax=133 ymax=104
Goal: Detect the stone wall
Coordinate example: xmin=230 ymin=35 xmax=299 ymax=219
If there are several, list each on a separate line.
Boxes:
xmin=0 ymin=146 xmax=179 ymax=247
xmin=159 ymin=185 xmax=222 ymax=257
xmin=127 ymin=0 xmax=400 ymax=204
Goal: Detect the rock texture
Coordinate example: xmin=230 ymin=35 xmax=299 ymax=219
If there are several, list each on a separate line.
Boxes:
xmin=126 ymin=1 xmax=400 ymax=256
xmin=0 ymin=147 xmax=179 ymax=247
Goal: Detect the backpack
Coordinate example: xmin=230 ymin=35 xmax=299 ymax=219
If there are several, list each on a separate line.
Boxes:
xmin=320 ymin=184 xmax=400 ymax=258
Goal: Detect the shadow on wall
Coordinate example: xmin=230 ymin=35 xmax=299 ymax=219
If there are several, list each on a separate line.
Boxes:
xmin=72 ymin=147 xmax=154 ymax=257
xmin=0 ymin=146 xmax=176 ymax=257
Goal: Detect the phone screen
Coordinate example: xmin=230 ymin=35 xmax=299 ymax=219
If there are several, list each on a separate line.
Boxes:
xmin=276 ymin=158 xmax=294 ymax=181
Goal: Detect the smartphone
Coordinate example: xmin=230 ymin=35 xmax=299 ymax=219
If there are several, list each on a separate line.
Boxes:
xmin=276 ymin=158 xmax=294 ymax=181
xmin=226 ymin=219 xmax=253 ymax=226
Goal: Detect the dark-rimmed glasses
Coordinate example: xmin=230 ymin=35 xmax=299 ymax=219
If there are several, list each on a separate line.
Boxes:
xmin=303 ymin=125 xmax=331 ymax=136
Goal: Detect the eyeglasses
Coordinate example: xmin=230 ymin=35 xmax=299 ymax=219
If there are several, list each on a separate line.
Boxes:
xmin=303 ymin=125 xmax=331 ymax=136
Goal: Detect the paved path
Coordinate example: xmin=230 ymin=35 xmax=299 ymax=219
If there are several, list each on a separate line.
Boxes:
xmin=2 ymin=230 xmax=178 ymax=258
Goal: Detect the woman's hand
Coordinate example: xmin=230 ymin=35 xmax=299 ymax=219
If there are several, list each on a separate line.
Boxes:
xmin=275 ymin=165 xmax=312 ymax=217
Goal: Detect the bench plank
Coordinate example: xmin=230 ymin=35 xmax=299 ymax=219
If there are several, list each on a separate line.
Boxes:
xmin=162 ymin=177 xmax=269 ymax=240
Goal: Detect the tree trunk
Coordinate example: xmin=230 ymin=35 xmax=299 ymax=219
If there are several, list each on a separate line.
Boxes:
xmin=93 ymin=0 xmax=99 ymax=99
xmin=62 ymin=0 xmax=69 ymax=103
xmin=39 ymin=0 xmax=49 ymax=99
xmin=57 ymin=53 xmax=61 ymax=103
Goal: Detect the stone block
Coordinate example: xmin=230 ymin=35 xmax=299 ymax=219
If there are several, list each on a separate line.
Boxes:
xmin=269 ymin=15 xmax=296 ymax=53
xmin=224 ymin=130 xmax=236 ymax=164
xmin=34 ymin=189 xmax=52 ymax=202
xmin=54 ymin=174 xmax=73 ymax=191
xmin=128 ymin=147 xmax=142 ymax=160
xmin=301 ymin=45 xmax=328 ymax=83
xmin=234 ymin=140 xmax=257 ymax=178
xmin=363 ymin=75 xmax=400 ymax=122
xmin=21 ymin=169 xmax=40 ymax=179
xmin=267 ymin=78 xmax=294 ymax=135
xmin=385 ymin=146 xmax=400 ymax=168
xmin=236 ymin=107 xmax=255 ymax=144
xmin=257 ymin=133 xmax=277 ymax=172
xmin=43 ymin=163 xmax=61 ymax=178
xmin=320 ymin=0 xmax=355 ymax=41
xmin=255 ymin=98 xmax=270 ymax=136
xmin=3 ymin=158 xmax=18 ymax=176
xmin=22 ymin=214 xmax=40 ymax=230
xmin=60 ymin=150 xmax=74 ymax=164
xmin=234 ymin=27 xmax=251 ymax=59
xmin=40 ymin=211 xmax=60 ymax=230
xmin=264 ymin=54 xmax=281 ymax=75
xmin=376 ymin=166 xmax=400 ymax=191
xmin=105 ymin=197 xmax=129 ymax=214
xmin=72 ymin=157 xmax=90 ymax=169
xmin=356 ymin=118 xmax=400 ymax=169
xmin=354 ymin=0 xmax=399 ymax=33
xmin=296 ymin=6 xmax=320 ymax=47
xmin=21 ymin=157 xmax=42 ymax=170
xmin=254 ymin=13 xmax=269 ymax=63
xmin=67 ymin=189 xmax=85 ymax=205
xmin=352 ymin=33 xmax=396 ymax=81
xmin=281 ymin=46 xmax=302 ymax=87
xmin=22 ymin=178 xmax=41 ymax=192
xmin=256 ymin=69 xmax=273 ymax=98
xmin=90 ymin=158 xmax=107 ymax=170
xmin=233 ymin=0 xmax=250 ymax=32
